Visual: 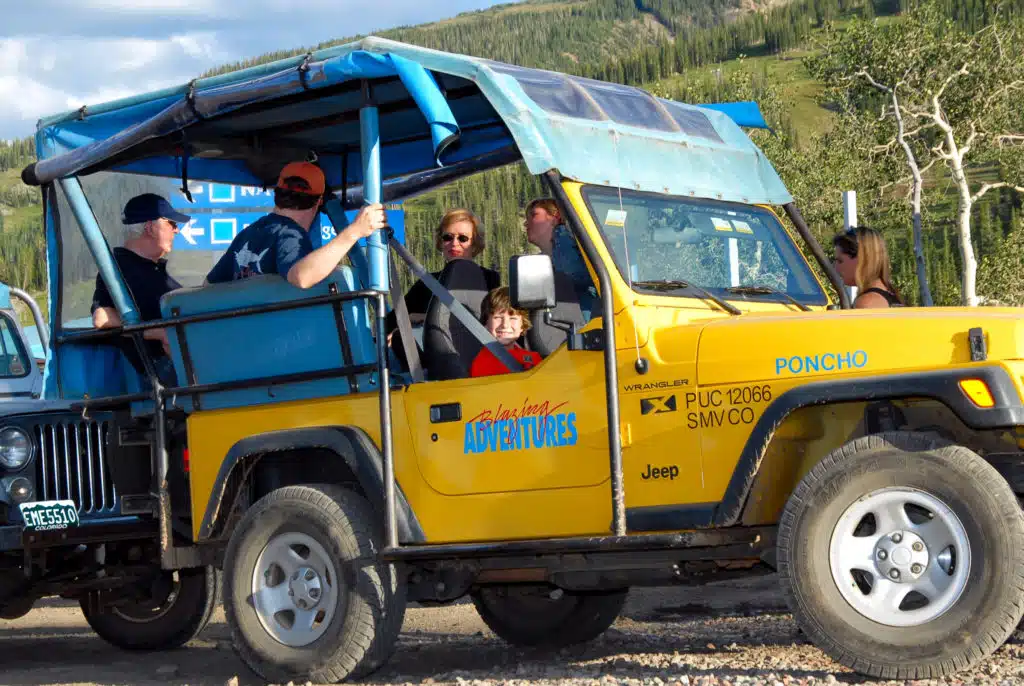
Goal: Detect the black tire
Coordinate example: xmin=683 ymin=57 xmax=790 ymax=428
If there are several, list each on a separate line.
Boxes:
xmin=778 ymin=431 xmax=1024 ymax=680
xmin=223 ymin=484 xmax=406 ymax=684
xmin=472 ymin=584 xmax=626 ymax=649
xmin=81 ymin=566 xmax=218 ymax=651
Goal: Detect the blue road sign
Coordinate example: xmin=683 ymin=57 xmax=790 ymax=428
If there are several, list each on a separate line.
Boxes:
xmin=170 ymin=182 xmax=405 ymax=251
xmin=317 ymin=206 xmax=405 ymax=249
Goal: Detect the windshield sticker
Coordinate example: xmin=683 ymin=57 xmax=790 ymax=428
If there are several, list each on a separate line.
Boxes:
xmin=732 ymin=220 xmax=754 ymax=234
xmin=463 ymin=399 xmax=578 ymax=454
xmin=605 ymin=209 xmax=628 ymax=227
xmin=711 ymin=217 xmax=733 ymax=232
xmin=775 ymin=351 xmax=868 ymax=375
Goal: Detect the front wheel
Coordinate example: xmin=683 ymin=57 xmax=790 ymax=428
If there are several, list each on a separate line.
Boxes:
xmin=779 ymin=432 xmax=1024 ymax=680
xmin=81 ymin=566 xmax=218 ymax=650
xmin=472 ymin=584 xmax=626 ymax=649
xmin=223 ymin=484 xmax=406 ymax=684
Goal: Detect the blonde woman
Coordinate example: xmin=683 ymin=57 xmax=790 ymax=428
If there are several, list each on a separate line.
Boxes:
xmin=386 ymin=209 xmax=498 ymax=366
xmin=832 ymin=226 xmax=904 ymax=308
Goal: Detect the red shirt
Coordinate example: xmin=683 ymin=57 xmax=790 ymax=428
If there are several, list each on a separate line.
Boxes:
xmin=469 ymin=343 xmax=540 ymax=377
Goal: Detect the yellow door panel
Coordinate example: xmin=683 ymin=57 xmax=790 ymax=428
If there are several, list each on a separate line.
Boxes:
xmin=617 ymin=323 xmax=704 ymax=510
xmin=405 ymin=348 xmax=609 ymax=496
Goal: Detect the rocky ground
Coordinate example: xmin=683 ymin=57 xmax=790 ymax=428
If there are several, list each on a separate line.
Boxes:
xmin=2 ymin=574 xmax=1022 ymax=686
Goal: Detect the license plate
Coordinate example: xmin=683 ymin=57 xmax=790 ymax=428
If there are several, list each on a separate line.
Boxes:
xmin=19 ymin=500 xmax=80 ymax=532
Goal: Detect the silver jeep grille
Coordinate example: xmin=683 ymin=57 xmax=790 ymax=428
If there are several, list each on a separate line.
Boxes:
xmin=34 ymin=420 xmax=117 ymax=514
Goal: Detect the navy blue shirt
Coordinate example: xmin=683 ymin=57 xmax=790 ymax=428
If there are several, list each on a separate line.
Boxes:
xmin=206 ymin=213 xmax=313 ymax=283
xmin=91 ymin=247 xmax=182 ymax=371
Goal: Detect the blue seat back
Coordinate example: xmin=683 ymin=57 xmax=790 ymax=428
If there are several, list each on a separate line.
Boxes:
xmin=160 ymin=268 xmax=378 ymax=412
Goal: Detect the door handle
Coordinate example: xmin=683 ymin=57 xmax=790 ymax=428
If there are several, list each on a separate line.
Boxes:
xmin=430 ymin=403 xmax=462 ymax=423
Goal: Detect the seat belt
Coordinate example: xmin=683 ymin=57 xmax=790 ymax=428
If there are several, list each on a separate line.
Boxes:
xmin=388 ymin=237 xmax=523 ymax=373
xmin=387 ymin=251 xmax=425 ymax=383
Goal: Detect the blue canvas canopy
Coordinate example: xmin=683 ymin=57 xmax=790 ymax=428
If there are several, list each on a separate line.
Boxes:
xmin=23 ymin=36 xmax=792 ymax=207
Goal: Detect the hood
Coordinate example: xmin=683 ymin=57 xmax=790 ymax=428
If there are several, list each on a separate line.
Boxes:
xmin=0 ymin=399 xmax=76 ymax=419
xmin=693 ymin=307 xmax=1024 ymax=386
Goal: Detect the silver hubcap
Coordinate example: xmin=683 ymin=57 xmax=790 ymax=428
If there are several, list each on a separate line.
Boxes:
xmin=251 ymin=532 xmax=339 ymax=647
xmin=828 ymin=487 xmax=970 ymax=627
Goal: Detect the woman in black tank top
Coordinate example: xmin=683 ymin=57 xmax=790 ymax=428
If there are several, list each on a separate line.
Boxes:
xmin=831 ymin=226 xmax=905 ymax=308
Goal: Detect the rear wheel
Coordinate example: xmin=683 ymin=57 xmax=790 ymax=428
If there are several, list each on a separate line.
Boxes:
xmin=81 ymin=566 xmax=218 ymax=650
xmin=472 ymin=584 xmax=626 ymax=649
xmin=779 ymin=432 xmax=1024 ymax=680
xmin=223 ymin=484 xmax=406 ymax=684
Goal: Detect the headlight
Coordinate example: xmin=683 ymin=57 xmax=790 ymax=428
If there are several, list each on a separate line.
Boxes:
xmin=0 ymin=428 xmax=32 ymax=470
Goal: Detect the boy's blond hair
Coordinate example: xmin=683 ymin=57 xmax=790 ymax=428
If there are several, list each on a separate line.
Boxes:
xmin=480 ymin=286 xmax=532 ymax=332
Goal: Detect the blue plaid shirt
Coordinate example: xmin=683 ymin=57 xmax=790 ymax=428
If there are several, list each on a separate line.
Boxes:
xmin=551 ymin=224 xmax=598 ymax=320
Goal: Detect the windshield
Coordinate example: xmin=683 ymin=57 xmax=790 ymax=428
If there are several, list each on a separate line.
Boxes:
xmin=582 ymin=187 xmax=827 ymax=306
xmin=51 ymin=172 xmax=348 ymax=330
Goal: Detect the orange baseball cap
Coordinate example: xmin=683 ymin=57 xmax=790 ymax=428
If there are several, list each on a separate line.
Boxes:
xmin=276 ymin=161 xmax=326 ymax=196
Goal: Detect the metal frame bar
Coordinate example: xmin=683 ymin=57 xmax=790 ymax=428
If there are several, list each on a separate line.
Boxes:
xmin=783 ymin=202 xmax=851 ymax=309
xmin=380 ymin=526 xmax=774 ymax=562
xmin=542 ymin=171 xmax=626 ymax=536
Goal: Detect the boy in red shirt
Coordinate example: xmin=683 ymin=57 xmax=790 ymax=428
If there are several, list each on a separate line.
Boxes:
xmin=469 ymin=287 xmax=541 ymax=377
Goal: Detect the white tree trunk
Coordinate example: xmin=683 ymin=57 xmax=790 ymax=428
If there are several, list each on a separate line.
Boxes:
xmin=891 ymin=89 xmax=934 ymax=306
xmin=950 ymin=159 xmax=978 ymax=306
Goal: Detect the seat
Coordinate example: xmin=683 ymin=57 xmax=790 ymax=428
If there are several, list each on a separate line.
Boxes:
xmin=160 ymin=267 xmax=377 ymax=412
xmin=421 ymin=260 xmax=500 ymax=381
xmin=526 ymin=269 xmax=587 ymax=357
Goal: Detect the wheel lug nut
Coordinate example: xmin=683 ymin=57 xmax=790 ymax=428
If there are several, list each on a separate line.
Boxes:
xmin=889 ymin=569 xmax=900 ymax=580
xmin=309 ymin=588 xmax=320 ymax=599
xmin=305 ymin=570 xmax=315 ymax=581
xmin=912 ymin=542 xmax=924 ymax=552
xmin=877 ymin=550 xmax=887 ymax=560
xmin=911 ymin=564 xmax=923 ymax=574
xmin=288 ymin=589 xmax=294 ymax=596
xmin=891 ymin=533 xmax=902 ymax=543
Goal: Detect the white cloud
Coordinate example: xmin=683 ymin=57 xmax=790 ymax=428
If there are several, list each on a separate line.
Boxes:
xmin=79 ymin=0 xmax=216 ymax=13
xmin=0 ymin=33 xmax=226 ymax=136
xmin=0 ymin=0 xmax=511 ymax=139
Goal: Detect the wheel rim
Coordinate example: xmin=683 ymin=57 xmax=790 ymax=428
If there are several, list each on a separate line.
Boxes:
xmin=251 ymin=531 xmax=340 ymax=647
xmin=111 ymin=571 xmax=180 ymax=623
xmin=828 ymin=486 xmax=971 ymax=627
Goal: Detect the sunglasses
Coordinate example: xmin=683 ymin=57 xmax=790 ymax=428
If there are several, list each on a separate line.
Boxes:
xmin=442 ymin=233 xmax=471 ymax=244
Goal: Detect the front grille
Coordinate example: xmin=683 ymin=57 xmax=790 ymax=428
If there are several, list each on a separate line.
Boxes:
xmin=34 ymin=420 xmax=117 ymax=515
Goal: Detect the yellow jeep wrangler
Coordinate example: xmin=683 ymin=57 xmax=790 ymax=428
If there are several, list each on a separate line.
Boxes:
xmin=19 ymin=37 xmax=1024 ymax=684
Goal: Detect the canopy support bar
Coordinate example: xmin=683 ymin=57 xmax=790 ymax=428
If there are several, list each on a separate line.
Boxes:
xmin=783 ymin=203 xmax=851 ymax=309
xmin=361 ymin=80 xmax=389 ymax=293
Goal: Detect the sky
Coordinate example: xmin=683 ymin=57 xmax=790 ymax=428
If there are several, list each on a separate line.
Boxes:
xmin=0 ymin=0 xmax=508 ymax=140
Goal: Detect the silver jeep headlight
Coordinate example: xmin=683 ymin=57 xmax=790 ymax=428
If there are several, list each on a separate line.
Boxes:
xmin=0 ymin=427 xmax=32 ymax=470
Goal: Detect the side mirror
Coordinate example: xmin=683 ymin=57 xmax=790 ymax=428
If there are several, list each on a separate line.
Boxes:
xmin=509 ymin=254 xmax=556 ymax=311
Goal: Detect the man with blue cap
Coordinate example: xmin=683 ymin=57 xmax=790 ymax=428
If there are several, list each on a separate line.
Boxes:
xmin=91 ymin=192 xmax=191 ymax=384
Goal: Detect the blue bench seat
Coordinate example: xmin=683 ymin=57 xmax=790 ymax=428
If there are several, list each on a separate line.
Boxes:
xmin=160 ymin=268 xmax=379 ymax=413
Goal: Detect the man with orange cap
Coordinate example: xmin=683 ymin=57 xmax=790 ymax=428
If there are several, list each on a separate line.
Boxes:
xmin=205 ymin=161 xmax=386 ymax=288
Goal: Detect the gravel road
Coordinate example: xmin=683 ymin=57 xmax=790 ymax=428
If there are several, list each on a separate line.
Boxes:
xmin=2 ymin=573 xmax=1022 ymax=686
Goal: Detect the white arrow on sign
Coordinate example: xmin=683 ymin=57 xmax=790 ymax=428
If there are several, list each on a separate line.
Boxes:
xmin=179 ymin=221 xmax=205 ymax=246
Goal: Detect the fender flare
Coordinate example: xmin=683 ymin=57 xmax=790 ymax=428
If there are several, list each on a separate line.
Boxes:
xmin=713 ymin=365 xmax=1024 ymax=526
xmin=626 ymin=366 xmax=1024 ymax=533
xmin=197 ymin=426 xmax=425 ymax=543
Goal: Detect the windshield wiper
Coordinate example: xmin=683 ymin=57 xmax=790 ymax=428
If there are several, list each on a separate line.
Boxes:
xmin=633 ymin=280 xmax=742 ymax=315
xmin=725 ymin=285 xmax=812 ymax=311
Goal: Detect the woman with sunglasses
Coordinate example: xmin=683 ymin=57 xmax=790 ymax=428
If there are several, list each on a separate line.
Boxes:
xmin=832 ymin=226 xmax=904 ymax=308
xmin=386 ymin=209 xmax=497 ymax=367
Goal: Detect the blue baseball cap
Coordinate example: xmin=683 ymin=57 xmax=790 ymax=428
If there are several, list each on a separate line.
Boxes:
xmin=121 ymin=193 xmax=192 ymax=225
